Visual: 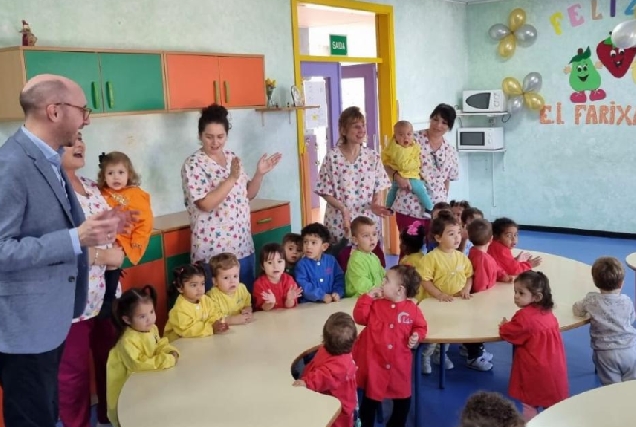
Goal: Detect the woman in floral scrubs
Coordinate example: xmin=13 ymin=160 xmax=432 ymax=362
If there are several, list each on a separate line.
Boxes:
xmin=315 ymin=106 xmax=391 ymax=262
xmin=58 ymin=133 xmax=126 ymax=427
xmin=181 ymin=104 xmax=281 ymax=290
xmin=387 ymin=103 xmax=459 ymax=245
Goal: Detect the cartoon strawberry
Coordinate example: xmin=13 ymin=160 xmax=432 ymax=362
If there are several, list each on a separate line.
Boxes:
xmin=596 ymin=32 xmax=636 ymax=78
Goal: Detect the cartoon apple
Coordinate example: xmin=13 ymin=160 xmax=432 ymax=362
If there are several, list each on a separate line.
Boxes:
xmin=564 ymin=47 xmax=606 ymax=103
xmin=596 ymin=32 xmax=636 ymax=78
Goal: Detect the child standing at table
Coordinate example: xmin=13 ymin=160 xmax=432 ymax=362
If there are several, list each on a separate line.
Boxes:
xmin=345 ymin=216 xmax=385 ymax=297
xmin=459 ymin=207 xmax=483 ymax=254
xmin=425 ymin=202 xmax=451 ymax=253
xmin=489 ymin=217 xmax=541 ymax=276
xmin=499 ymin=271 xmax=569 ymax=421
xmin=253 ymin=243 xmax=303 ymax=310
xmin=450 ymin=200 xmax=471 ymax=224
xmin=460 ymin=391 xmax=526 ymax=427
xmin=572 ymin=256 xmax=636 ymax=385
xmin=295 ymin=222 xmax=345 ymax=303
xmin=293 ymin=312 xmax=359 ymax=427
xmin=282 ymin=232 xmax=303 ymax=276
xmin=353 ymin=265 xmax=427 ymax=427
xmin=164 ymin=264 xmax=229 ymax=342
xmin=106 ymin=286 xmax=179 ymax=427
xmin=398 ymin=220 xmax=426 ymax=283
xmin=207 ymin=253 xmax=254 ymax=325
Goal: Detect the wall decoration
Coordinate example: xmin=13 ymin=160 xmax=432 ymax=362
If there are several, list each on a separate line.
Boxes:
xmin=19 ymin=20 xmax=37 ymax=46
xmin=488 ymin=8 xmax=537 ymax=58
xmin=549 ymin=0 xmax=636 ymax=35
xmin=502 ymin=72 xmax=545 ymax=114
xmin=611 ymin=17 xmax=636 ymax=48
xmin=563 ymin=47 xmax=606 ymax=103
xmin=596 ymin=32 xmax=636 ymax=77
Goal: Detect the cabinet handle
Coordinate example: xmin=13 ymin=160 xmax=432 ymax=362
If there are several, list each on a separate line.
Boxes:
xmin=224 ymin=81 xmax=230 ymax=104
xmin=214 ymin=80 xmax=219 ymax=104
xmin=106 ymin=81 xmax=114 ymax=109
xmin=256 ymin=217 xmax=272 ymax=225
xmin=91 ymin=81 xmax=101 ymax=110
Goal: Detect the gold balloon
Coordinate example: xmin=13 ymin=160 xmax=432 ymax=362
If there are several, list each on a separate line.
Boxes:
xmin=502 ymin=77 xmax=523 ymax=96
xmin=497 ymin=34 xmax=517 ymax=58
xmin=524 ymin=92 xmax=545 ymax=110
xmin=509 ymin=8 xmax=526 ymax=32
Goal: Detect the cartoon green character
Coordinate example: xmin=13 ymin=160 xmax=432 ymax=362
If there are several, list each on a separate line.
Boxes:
xmin=564 ymin=47 xmax=606 ymax=103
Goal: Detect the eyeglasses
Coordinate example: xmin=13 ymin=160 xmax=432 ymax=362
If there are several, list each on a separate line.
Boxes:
xmin=53 ymin=102 xmax=92 ymax=120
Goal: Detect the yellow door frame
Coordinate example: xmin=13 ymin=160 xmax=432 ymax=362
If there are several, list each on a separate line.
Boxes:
xmin=291 ymin=0 xmax=399 ymax=254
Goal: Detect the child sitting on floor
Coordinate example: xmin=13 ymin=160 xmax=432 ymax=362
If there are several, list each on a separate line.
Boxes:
xmin=488 ymin=217 xmax=541 ymax=276
xmin=383 ymin=120 xmax=433 ymax=212
xmin=295 ymin=222 xmax=345 ymax=303
xmin=282 ymin=232 xmax=303 ymax=276
xmin=164 ymin=264 xmax=229 ymax=342
xmin=207 ymin=253 xmax=254 ymax=325
xmin=293 ymin=312 xmax=359 ymax=427
xmin=459 ymin=207 xmax=483 ymax=254
xmin=345 ymin=216 xmax=385 ymax=297
xmin=253 ymin=243 xmax=302 ymax=310
xmin=459 ymin=391 xmax=526 ymax=427
xmin=573 ymin=256 xmax=636 ymax=385
xmin=353 ymin=265 xmax=427 ymax=427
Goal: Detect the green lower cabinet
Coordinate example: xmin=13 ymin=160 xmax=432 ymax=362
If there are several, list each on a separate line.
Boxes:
xmin=121 ymin=233 xmax=163 ymax=269
xmin=252 ymin=225 xmax=292 ymax=275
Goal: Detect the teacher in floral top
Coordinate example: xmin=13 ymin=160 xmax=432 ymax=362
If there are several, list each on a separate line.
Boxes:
xmin=315 ymin=106 xmax=391 ymax=262
xmin=387 ymin=103 xmax=459 ymax=239
xmin=181 ymin=104 xmax=281 ymax=290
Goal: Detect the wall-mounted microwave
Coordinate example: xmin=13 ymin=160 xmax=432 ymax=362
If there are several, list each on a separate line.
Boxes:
xmin=462 ymin=89 xmax=506 ymax=113
xmin=457 ymin=127 xmax=504 ymax=151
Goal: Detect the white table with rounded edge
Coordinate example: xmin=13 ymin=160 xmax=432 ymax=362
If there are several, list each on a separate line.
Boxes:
xmin=527 ymin=380 xmax=636 ymax=427
xmin=118 ymin=252 xmax=594 ymax=427
xmin=625 ymin=252 xmax=636 ymax=292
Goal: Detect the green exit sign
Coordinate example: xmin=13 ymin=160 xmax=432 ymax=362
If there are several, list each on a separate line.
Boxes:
xmin=329 ymin=34 xmax=348 ymax=56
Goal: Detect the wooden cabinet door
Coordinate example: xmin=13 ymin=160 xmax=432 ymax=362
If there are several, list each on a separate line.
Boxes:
xmin=98 ymin=53 xmax=165 ymax=113
xmin=23 ymin=51 xmax=103 ymax=112
xmin=165 ymin=54 xmax=220 ymax=110
xmin=218 ymin=56 xmax=266 ymax=108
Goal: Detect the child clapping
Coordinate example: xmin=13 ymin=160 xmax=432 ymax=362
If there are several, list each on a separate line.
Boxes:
xmin=253 ymin=243 xmax=302 ymax=310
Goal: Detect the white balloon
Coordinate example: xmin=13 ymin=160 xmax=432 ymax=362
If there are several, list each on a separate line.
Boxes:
xmin=507 ymin=96 xmax=524 ymax=114
xmin=522 ymin=72 xmax=543 ymax=93
xmin=611 ymin=20 xmax=636 ymax=49
xmin=515 ymin=24 xmax=538 ymax=46
xmin=488 ymin=23 xmax=511 ymax=41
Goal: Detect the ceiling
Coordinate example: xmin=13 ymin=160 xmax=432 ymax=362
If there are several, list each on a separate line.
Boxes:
xmin=297 ymin=3 xmax=375 ymax=28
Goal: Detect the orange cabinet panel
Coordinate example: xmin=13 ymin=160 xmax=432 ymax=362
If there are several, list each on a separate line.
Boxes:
xmin=251 ymin=204 xmax=291 ymax=235
xmin=165 ymin=54 xmax=220 ymax=110
xmin=163 ymin=227 xmax=191 ymax=258
xmin=120 ymin=259 xmax=168 ymax=333
xmin=219 ymin=56 xmax=266 ymax=108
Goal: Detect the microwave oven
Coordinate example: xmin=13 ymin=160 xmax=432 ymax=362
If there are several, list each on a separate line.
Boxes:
xmin=456 ymin=127 xmax=504 ymax=151
xmin=462 ymin=89 xmax=506 ymax=113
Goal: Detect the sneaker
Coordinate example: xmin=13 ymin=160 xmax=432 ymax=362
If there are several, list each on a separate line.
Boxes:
xmin=432 ymin=353 xmax=454 ymax=370
xmin=467 ymin=356 xmax=493 ymax=372
xmin=459 ymin=345 xmax=468 ymax=358
xmin=481 ymin=349 xmax=494 ymax=362
xmin=422 ymin=355 xmax=432 ymax=375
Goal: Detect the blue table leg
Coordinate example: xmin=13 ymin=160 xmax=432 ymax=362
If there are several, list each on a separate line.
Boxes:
xmin=412 ymin=343 xmax=424 ymax=427
xmin=438 ymin=343 xmax=446 ymax=389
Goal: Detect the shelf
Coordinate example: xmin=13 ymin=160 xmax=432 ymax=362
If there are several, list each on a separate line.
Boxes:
xmin=458 ymin=149 xmax=506 ymax=153
xmin=456 ymin=111 xmax=508 ymax=117
xmin=254 ymin=105 xmax=319 ymax=125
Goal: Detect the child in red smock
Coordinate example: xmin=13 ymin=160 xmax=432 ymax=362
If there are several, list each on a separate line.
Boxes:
xmin=499 ymin=271 xmax=569 ymax=421
xmin=293 ymin=312 xmax=358 ymax=427
xmin=488 ymin=217 xmax=541 ymax=276
xmin=353 ymin=265 xmax=428 ymax=427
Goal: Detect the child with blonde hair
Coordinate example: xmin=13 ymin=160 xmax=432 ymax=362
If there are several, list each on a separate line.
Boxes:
xmin=207 ymin=253 xmax=254 ymax=324
xmin=345 ymin=216 xmax=385 ymax=297
xmin=573 ymin=256 xmax=636 ymax=385
xmin=383 ymin=121 xmax=433 ymax=212
xmin=106 ymin=286 xmax=178 ymax=427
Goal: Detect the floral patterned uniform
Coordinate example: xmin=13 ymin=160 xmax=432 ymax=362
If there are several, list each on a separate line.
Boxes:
xmin=181 ymin=149 xmax=253 ymax=263
xmin=391 ymin=130 xmax=459 ymax=219
xmin=75 ymin=177 xmax=119 ymax=322
xmin=315 ymin=146 xmax=390 ymax=242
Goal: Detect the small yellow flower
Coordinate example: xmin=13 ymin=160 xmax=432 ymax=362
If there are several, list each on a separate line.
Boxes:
xmin=265 ymin=78 xmax=277 ymax=89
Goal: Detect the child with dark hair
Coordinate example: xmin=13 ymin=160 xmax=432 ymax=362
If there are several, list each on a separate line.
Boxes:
xmin=499 ymin=271 xmax=569 ymax=420
xmin=450 ymin=199 xmax=471 ymax=223
xmin=573 ymin=256 xmax=636 ymax=385
xmin=425 ymin=201 xmax=452 ymax=253
xmin=459 ymin=206 xmax=483 ymax=254
xmin=345 ymin=216 xmax=385 ymax=297
xmin=459 ymin=391 xmax=525 ymax=427
xmin=398 ymin=220 xmax=426 ymax=292
xmin=253 ymin=243 xmax=302 ymax=310
xmin=353 ymin=265 xmax=427 ymax=427
xmin=282 ymin=232 xmax=303 ymax=276
xmin=295 ymin=222 xmax=345 ymax=303
xmin=488 ymin=217 xmax=541 ymax=275
xmin=293 ymin=312 xmax=359 ymax=427
xmin=106 ymin=286 xmax=179 ymax=427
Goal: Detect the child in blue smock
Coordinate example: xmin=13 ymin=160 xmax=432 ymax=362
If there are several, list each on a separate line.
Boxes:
xmin=295 ymin=222 xmax=345 ymax=303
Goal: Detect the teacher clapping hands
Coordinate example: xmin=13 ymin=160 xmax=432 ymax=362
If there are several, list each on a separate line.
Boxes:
xmin=181 ymin=104 xmax=281 ymax=291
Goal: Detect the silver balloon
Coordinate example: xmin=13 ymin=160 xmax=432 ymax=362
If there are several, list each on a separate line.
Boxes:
xmin=522 ymin=72 xmax=542 ymax=93
xmin=488 ymin=23 xmax=511 ymax=40
xmin=611 ymin=20 xmax=636 ymax=49
xmin=507 ymin=96 xmax=524 ymax=114
xmin=515 ymin=24 xmax=538 ymax=45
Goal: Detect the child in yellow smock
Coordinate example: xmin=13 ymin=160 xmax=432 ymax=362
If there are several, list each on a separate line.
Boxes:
xmin=106 ymin=286 xmax=179 ymax=427
xmin=398 ymin=220 xmax=427 ymax=293
xmin=207 ymin=253 xmax=254 ymax=325
xmin=382 ymin=121 xmax=433 ymax=212
xmin=164 ymin=264 xmax=229 ymax=342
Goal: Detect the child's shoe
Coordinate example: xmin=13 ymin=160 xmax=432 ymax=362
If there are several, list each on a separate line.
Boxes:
xmin=481 ymin=349 xmax=494 ymax=362
xmin=459 ymin=344 xmax=468 ymax=357
xmin=432 ymin=352 xmax=454 ymax=370
xmin=467 ymin=356 xmax=493 ymax=372
xmin=422 ymin=355 xmax=432 ymax=375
